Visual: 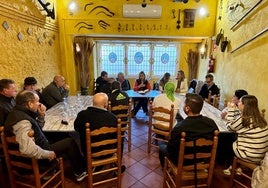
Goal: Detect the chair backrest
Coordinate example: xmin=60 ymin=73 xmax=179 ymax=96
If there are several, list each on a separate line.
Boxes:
xmin=85 ymin=120 xmax=122 ymax=188
xmin=176 ymin=130 xmax=219 ymax=188
xmin=147 ymin=101 xmax=174 ymax=153
xmin=149 ymin=101 xmax=174 ymax=135
xmin=0 ymin=126 xmax=64 ymax=188
xmin=108 ymin=99 xmax=132 ymax=128
xmin=108 ymin=99 xmax=132 ymax=151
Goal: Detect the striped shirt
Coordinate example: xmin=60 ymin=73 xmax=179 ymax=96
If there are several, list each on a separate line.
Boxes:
xmin=226 ymin=107 xmax=268 ymax=164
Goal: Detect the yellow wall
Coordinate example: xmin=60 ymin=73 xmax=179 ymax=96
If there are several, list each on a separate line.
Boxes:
xmin=0 ymin=0 xmax=61 ymax=90
xmin=57 ymin=0 xmax=217 ymax=94
xmin=197 ymin=0 xmax=268 ymax=119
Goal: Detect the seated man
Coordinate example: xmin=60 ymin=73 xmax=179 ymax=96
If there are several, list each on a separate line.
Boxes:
xmin=159 ymin=93 xmax=218 ymax=167
xmin=199 ymin=74 xmax=219 ymax=100
xmin=100 ymin=77 xmax=115 ymax=95
xmin=74 ymin=93 xmax=126 ymax=171
xmin=116 ymin=72 xmax=131 ymax=91
xmin=108 ymin=81 xmax=130 ymax=109
xmin=0 ymin=79 xmax=17 ymax=125
xmin=95 ymin=71 xmax=108 ymax=94
xmin=41 ymin=75 xmax=69 ymax=108
xmin=23 ymin=77 xmax=44 ymax=104
xmin=4 ymin=90 xmax=87 ymax=182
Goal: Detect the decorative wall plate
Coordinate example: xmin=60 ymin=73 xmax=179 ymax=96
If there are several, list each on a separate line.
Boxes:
xmin=48 ymin=39 xmax=53 ymax=46
xmin=2 ymin=21 xmax=9 ymax=31
xmin=27 ymin=28 xmax=33 ymax=35
xmin=17 ymin=32 xmax=24 ymax=41
xmin=43 ymin=32 xmax=47 ymax=38
xmin=38 ymin=37 xmax=42 ymax=44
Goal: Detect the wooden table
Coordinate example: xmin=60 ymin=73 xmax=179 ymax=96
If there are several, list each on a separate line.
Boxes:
xmin=43 ymin=96 xmax=93 ymax=132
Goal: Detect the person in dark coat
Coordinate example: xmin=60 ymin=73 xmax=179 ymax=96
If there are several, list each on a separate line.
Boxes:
xmin=95 ymin=71 xmax=108 ymax=94
xmin=159 ymin=93 xmax=218 ymax=167
xmin=0 ymin=79 xmax=17 ymax=125
xmin=199 ymin=74 xmax=220 ymax=100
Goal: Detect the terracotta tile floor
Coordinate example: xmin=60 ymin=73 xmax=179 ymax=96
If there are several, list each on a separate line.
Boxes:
xmin=0 ymin=110 xmax=233 ymax=188
xmin=63 ymin=110 xmax=232 ymax=188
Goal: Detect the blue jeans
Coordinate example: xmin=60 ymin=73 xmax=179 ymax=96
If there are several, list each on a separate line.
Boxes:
xmin=159 ymin=143 xmax=168 ymax=167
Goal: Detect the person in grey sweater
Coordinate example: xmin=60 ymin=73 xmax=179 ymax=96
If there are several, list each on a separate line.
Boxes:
xmin=41 ymin=75 xmax=69 ymax=108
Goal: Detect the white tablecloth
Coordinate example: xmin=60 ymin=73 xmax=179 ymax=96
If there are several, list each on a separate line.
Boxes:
xmin=43 ymin=96 xmax=93 ymax=132
xmin=176 ymin=94 xmax=228 ymax=132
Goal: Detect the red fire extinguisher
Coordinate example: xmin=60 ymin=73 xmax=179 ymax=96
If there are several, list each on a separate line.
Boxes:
xmin=208 ymin=55 xmax=215 ymax=73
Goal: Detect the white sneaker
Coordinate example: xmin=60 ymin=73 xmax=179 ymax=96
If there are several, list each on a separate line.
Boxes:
xmin=75 ymin=171 xmax=88 ymax=182
xmin=223 ymin=166 xmax=232 ymax=176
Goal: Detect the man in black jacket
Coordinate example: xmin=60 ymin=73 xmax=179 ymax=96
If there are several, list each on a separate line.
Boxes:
xmin=159 ymin=93 xmax=219 ymax=167
xmin=95 ymin=71 xmax=108 ymax=94
xmin=74 ymin=92 xmax=126 ymax=171
xmin=0 ymin=79 xmax=16 ymax=125
xmin=199 ymin=74 xmax=220 ymax=100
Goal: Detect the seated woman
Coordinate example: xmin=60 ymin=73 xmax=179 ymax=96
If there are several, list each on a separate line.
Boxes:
xmin=173 ymin=70 xmax=188 ymax=95
xmin=152 ymin=82 xmax=180 ymax=130
xmin=158 ymin=72 xmax=171 ymax=92
xmin=224 ymin=95 xmax=268 ymax=175
xmin=133 ymin=71 xmax=151 ymax=116
xmin=221 ymin=89 xmax=248 ymax=119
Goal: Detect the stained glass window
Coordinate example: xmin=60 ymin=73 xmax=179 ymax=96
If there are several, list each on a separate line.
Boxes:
xmin=97 ymin=41 xmax=179 ymax=79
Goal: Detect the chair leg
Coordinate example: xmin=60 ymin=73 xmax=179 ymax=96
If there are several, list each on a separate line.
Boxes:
xmin=147 ymin=126 xmax=151 ymax=154
xmin=163 ymin=158 xmax=168 ymax=188
xmin=230 ymin=157 xmax=238 ymax=188
xmin=128 ymin=129 xmax=131 ymax=152
xmin=59 ymin=158 xmax=65 ymax=188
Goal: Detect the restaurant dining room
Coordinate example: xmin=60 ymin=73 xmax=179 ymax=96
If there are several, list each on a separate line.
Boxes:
xmin=1 ymin=0 xmax=268 ymax=188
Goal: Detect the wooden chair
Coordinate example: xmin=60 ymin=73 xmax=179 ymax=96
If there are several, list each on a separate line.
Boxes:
xmin=147 ymin=101 xmax=174 ymax=154
xmin=230 ymin=156 xmax=258 ymax=188
xmin=261 ymin=109 xmax=266 ymax=118
xmin=163 ymin=130 xmax=219 ymax=188
xmin=108 ymin=100 xmax=132 ymax=152
xmin=0 ymin=126 xmax=65 ymax=188
xmin=85 ymin=119 xmax=122 ymax=188
xmin=206 ymin=91 xmax=220 ymax=109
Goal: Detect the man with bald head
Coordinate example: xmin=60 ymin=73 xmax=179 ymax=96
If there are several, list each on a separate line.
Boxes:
xmin=41 ymin=75 xmax=70 ymax=108
xmin=74 ymin=93 xmax=118 ymax=158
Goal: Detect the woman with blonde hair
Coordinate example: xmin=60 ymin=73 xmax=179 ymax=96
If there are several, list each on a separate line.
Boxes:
xmin=174 ymin=70 xmax=188 ymax=94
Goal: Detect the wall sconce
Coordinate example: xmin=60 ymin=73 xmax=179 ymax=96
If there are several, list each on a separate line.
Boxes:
xmin=198 ymin=7 xmax=209 ymax=17
xmin=69 ymin=1 xmax=77 ymax=15
xmin=200 ymin=40 xmax=207 ymax=59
